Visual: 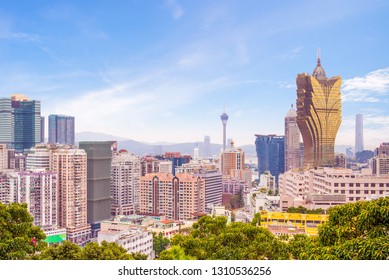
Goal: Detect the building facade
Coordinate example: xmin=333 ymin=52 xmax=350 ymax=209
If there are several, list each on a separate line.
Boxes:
xmin=0 ymin=170 xmax=58 ymax=228
xmin=98 ymin=218 xmax=154 ymax=259
xmin=284 ymin=105 xmax=301 ymax=171
xmin=279 ymin=167 xmax=389 ymax=210
xmin=296 ymin=53 xmax=342 ymax=168
xmin=48 ymin=114 xmax=75 ymax=145
xmin=355 ymin=114 xmax=364 ymax=153
xmin=176 ymin=159 xmax=223 ymax=212
xmin=140 ymin=173 xmax=205 ymax=220
xmin=0 ymin=94 xmax=41 ymax=151
xmin=79 ymin=141 xmax=114 ymax=237
xmin=220 ymin=143 xmax=245 ymax=177
xmin=51 ymin=147 xmax=90 ymax=246
xmin=111 ymin=151 xmax=141 ymax=216
xmin=255 ymin=134 xmax=285 ymax=182
xmin=372 ymin=155 xmax=389 ymax=175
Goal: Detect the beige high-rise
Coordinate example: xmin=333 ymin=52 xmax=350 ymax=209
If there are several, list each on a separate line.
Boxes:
xmin=296 ymin=52 xmax=342 ymax=168
xmin=51 ymin=147 xmax=90 ymax=245
xmin=140 ymin=173 xmax=205 ymax=220
xmin=284 ymin=105 xmax=301 ymax=171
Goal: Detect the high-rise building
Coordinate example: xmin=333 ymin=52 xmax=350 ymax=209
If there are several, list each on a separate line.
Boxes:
xmin=0 ymin=98 xmax=13 ymax=147
xmin=26 ymin=145 xmax=51 ymax=171
xmin=156 ymin=152 xmax=191 ymax=175
xmin=284 ymin=105 xmax=301 ymax=171
xmin=296 ymin=52 xmax=342 ymax=168
xmin=255 ymin=134 xmax=285 ymax=182
xmin=355 ymin=114 xmax=364 ymax=153
xmin=0 ymin=170 xmax=58 ymax=228
xmin=176 ymin=158 xmax=223 ymax=212
xmin=41 ymin=116 xmax=45 ymax=143
xmin=220 ymin=142 xmax=245 ymax=177
xmin=140 ymin=173 xmax=205 ymax=220
xmin=203 ymin=135 xmax=211 ymax=158
xmin=372 ymin=155 xmax=389 ymax=175
xmin=51 ymin=147 xmax=90 ymax=246
xmin=0 ymin=144 xmax=7 ymax=170
xmin=140 ymin=155 xmax=160 ymax=176
xmin=220 ymin=108 xmax=229 ymax=151
xmin=111 ymin=151 xmax=141 ymax=216
xmin=79 ymin=141 xmax=113 ymax=238
xmin=48 ymin=115 xmax=75 ymax=145
xmin=0 ymin=94 xmax=41 ymax=151
xmin=377 ymin=143 xmax=389 ymax=156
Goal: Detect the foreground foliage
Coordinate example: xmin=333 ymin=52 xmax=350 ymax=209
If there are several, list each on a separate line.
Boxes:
xmin=160 ymin=198 xmax=389 ymax=260
xmin=33 ymin=241 xmax=137 ymax=260
xmin=0 ymin=203 xmax=47 ymax=260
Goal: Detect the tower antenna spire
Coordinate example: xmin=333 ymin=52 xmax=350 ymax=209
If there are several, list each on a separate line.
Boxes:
xmin=317 ymin=48 xmax=321 ymax=65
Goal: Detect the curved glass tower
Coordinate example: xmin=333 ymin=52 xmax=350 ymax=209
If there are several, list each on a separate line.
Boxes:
xmin=296 ymin=52 xmax=342 ymax=168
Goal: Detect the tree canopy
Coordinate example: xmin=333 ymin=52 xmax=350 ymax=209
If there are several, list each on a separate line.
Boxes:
xmin=160 ymin=197 xmax=389 ymax=260
xmin=162 ymin=215 xmax=289 ymax=260
xmin=0 ymin=202 xmax=47 ymax=260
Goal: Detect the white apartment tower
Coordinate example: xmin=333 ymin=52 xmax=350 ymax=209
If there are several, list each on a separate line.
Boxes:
xmin=0 ymin=144 xmax=7 ymax=170
xmin=355 ymin=114 xmax=364 ymax=153
xmin=51 ymin=147 xmax=90 ymax=246
xmin=111 ymin=151 xmax=141 ymax=216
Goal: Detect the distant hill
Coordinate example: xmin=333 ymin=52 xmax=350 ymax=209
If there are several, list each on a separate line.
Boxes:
xmin=75 ymin=131 xmax=257 ymax=157
xmin=76 ymin=131 xmax=351 ymax=158
xmin=76 ymin=131 xmax=129 ymax=142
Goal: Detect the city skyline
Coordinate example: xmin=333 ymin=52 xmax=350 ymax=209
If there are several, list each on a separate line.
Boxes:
xmin=0 ymin=1 xmax=389 ymax=149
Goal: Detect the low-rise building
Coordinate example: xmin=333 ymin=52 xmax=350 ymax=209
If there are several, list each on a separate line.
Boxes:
xmin=279 ymin=167 xmax=389 ymax=210
xmin=259 ymin=210 xmax=328 ymax=236
xmin=97 ymin=217 xmax=154 ymax=259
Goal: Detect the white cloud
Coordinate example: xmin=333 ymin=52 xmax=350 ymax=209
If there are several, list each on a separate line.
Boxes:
xmin=274 ymin=46 xmax=303 ymax=60
xmin=342 ymin=68 xmax=389 ymax=103
xmin=278 ymin=81 xmax=295 ymax=89
xmin=164 ymin=0 xmax=185 ymax=20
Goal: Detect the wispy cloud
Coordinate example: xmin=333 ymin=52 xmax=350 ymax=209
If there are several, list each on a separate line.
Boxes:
xmin=164 ymin=0 xmax=185 ymax=20
xmin=0 ymin=32 xmax=42 ymax=42
xmin=278 ymin=81 xmax=295 ymax=89
xmin=342 ymin=68 xmax=389 ymax=102
xmin=274 ymin=46 xmax=303 ymax=60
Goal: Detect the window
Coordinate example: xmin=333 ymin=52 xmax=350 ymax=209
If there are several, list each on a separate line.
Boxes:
xmin=364 ymin=190 xmax=369 ymax=194
xmin=341 ymin=183 xmax=345 ymax=187
xmin=364 ymin=183 xmax=369 ymax=187
xmin=356 ymin=183 xmax=360 ymax=187
xmin=349 ymin=190 xmax=354 ymax=194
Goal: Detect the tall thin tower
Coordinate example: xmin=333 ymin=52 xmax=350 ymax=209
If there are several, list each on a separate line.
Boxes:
xmin=285 ymin=104 xmax=301 ymax=171
xmin=355 ymin=114 xmax=364 ymax=153
xmin=220 ymin=106 xmax=229 ymax=151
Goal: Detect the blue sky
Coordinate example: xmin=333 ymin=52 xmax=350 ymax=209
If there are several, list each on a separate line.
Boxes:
xmin=1 ymin=0 xmax=389 ymax=149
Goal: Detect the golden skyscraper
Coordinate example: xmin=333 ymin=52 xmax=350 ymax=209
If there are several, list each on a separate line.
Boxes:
xmin=296 ymin=51 xmax=342 ymax=168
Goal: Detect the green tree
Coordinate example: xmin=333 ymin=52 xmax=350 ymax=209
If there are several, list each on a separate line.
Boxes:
xmin=81 ymin=241 xmax=134 ymax=260
xmin=166 ymin=215 xmax=289 ymax=260
xmin=288 ymin=197 xmax=389 ymax=260
xmin=37 ymin=241 xmax=135 ymax=260
xmin=159 ymin=245 xmax=196 ymax=260
xmin=251 ymin=212 xmax=261 ymax=226
xmin=37 ymin=241 xmax=82 ymax=260
xmin=153 ymin=232 xmax=170 ymax=258
xmin=0 ymin=202 xmax=47 ymax=260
